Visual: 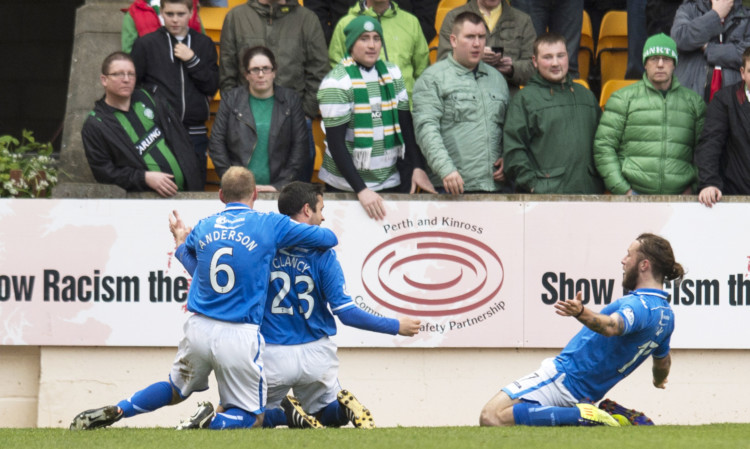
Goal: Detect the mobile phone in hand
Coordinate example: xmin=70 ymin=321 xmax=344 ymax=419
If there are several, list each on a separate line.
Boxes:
xmin=491 ymin=46 xmax=504 ymax=58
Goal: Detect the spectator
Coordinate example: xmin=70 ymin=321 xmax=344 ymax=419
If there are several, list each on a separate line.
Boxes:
xmin=671 ymin=0 xmax=750 ymax=101
xmin=646 ymin=0 xmax=682 ymax=36
xmin=514 ymin=0 xmax=584 ymax=78
xmin=317 ymin=16 xmax=435 ymax=220
xmin=413 ymin=11 xmax=510 ymax=194
xmin=695 ymin=47 xmax=750 ymax=207
xmin=219 ymin=0 xmax=329 ymax=182
xmin=82 ymin=52 xmax=203 ymax=196
xmin=121 ymin=0 xmax=202 ymax=53
xmin=594 ymin=34 xmax=706 ymax=195
xmin=437 ymin=0 xmax=536 ymax=95
xmin=304 ymin=0 xmax=356 ymax=45
xmin=503 ymin=33 xmax=604 ymax=194
xmin=626 ymin=0 xmax=648 ymax=79
xmin=406 ymin=0 xmax=441 ymax=44
xmin=131 ymin=0 xmax=219 ymax=191
xmin=328 ymin=0 xmax=430 ymax=102
xmin=209 ymin=47 xmax=309 ymax=192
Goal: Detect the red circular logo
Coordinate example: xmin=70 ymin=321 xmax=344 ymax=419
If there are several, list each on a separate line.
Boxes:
xmin=361 ymin=231 xmax=504 ymax=316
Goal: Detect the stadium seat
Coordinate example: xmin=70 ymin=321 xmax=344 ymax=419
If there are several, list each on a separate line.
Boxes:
xmin=206 ymin=155 xmax=220 ymax=191
xmin=574 ymin=78 xmax=590 ymax=90
xmin=579 ymin=10 xmax=594 ymax=82
xmin=198 ymin=6 xmax=227 ymax=44
xmin=599 ymin=79 xmax=636 ymax=109
xmin=429 ymin=6 xmax=453 ymax=64
xmin=311 ymin=118 xmax=326 ymax=184
xmin=227 ymin=0 xmax=245 ymax=8
xmin=437 ymin=0 xmax=468 ymax=9
xmin=596 ymin=11 xmax=628 ymax=86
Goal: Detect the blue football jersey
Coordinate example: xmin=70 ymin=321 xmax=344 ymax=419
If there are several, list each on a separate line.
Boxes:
xmin=183 ymin=203 xmax=338 ymax=324
xmin=554 ymin=288 xmax=675 ymax=402
xmin=261 ymin=247 xmax=356 ymax=345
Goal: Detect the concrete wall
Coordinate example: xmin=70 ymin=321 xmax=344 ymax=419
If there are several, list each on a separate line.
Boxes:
xmin=1 ymin=345 xmax=747 ymax=428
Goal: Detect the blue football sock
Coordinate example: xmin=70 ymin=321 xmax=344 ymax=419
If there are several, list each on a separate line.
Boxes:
xmin=262 ymin=407 xmax=286 ymax=428
xmin=210 ymin=407 xmax=258 ymax=429
xmin=315 ymin=400 xmax=349 ymax=427
xmin=117 ymin=381 xmax=175 ymax=418
xmin=512 ymin=402 xmax=581 ymax=426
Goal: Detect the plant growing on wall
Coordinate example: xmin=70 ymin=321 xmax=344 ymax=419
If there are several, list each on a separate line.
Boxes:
xmin=0 ymin=130 xmax=58 ymax=198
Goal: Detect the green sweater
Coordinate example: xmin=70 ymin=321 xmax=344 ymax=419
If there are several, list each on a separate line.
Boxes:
xmin=503 ymin=73 xmax=603 ymax=194
xmin=594 ymin=75 xmax=705 ymax=195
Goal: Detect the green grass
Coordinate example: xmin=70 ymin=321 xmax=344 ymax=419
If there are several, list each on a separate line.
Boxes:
xmin=3 ymin=425 xmax=750 ymax=449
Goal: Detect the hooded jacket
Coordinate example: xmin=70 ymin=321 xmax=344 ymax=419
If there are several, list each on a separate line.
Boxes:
xmin=219 ymin=0 xmax=329 ymax=118
xmin=503 ymin=73 xmax=604 ymax=194
xmin=131 ymin=27 xmax=219 ymax=128
xmin=594 ymin=74 xmax=705 ymax=195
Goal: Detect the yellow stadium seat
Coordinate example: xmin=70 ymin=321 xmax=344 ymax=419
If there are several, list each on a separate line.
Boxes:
xmin=429 ymin=6 xmax=454 ymax=64
xmin=596 ymin=11 xmax=628 ymax=85
xmin=438 ymin=0 xmax=468 ymax=9
xmin=199 ymin=6 xmax=228 ymax=44
xmin=579 ymin=10 xmax=594 ymax=81
xmin=574 ymin=78 xmax=590 ymax=90
xmin=227 ymin=0 xmax=245 ymax=8
xmin=599 ymin=79 xmax=636 ymax=109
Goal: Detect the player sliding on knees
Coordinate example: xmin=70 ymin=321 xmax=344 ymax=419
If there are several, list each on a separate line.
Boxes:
xmin=479 ymin=233 xmax=681 ymax=427
xmin=173 ymin=182 xmax=421 ymax=430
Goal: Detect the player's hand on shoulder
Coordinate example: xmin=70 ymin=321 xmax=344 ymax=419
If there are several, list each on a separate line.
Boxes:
xmin=398 ymin=316 xmax=421 ymax=337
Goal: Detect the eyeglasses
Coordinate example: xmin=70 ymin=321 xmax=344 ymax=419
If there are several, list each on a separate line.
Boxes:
xmin=248 ymin=66 xmax=274 ymax=75
xmin=106 ymin=72 xmax=136 ymax=80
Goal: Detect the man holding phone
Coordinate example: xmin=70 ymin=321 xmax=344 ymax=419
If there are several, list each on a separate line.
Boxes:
xmin=436 ymin=0 xmax=536 ymax=95
xmin=413 ymin=11 xmax=510 ymax=194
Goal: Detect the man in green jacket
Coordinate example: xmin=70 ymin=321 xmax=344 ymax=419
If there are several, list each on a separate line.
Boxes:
xmin=413 ymin=11 xmax=509 ymax=194
xmin=504 ymin=32 xmax=604 ymax=194
xmin=594 ymin=33 xmax=705 ymax=195
xmin=328 ymin=0 xmax=429 ymax=103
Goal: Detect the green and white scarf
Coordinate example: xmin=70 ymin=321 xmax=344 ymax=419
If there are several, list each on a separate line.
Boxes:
xmin=342 ymin=56 xmax=404 ymax=169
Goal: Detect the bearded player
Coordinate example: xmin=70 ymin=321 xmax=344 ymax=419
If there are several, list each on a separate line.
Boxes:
xmin=480 ymin=233 xmax=680 ymax=427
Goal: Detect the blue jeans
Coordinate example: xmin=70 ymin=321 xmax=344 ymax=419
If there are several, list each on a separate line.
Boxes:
xmin=626 ymin=0 xmax=647 ymax=79
xmin=526 ymin=0 xmax=584 ymax=78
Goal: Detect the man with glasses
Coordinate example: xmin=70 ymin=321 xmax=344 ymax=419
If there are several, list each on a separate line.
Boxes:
xmin=81 ymin=51 xmax=203 ymax=196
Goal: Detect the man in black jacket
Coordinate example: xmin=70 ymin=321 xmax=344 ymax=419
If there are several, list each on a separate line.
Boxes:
xmin=695 ymin=47 xmax=750 ymax=207
xmin=82 ymin=51 xmax=203 ymax=196
xmin=131 ymin=0 xmax=219 ymax=189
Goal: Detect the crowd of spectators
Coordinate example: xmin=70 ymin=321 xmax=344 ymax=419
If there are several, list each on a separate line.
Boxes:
xmin=81 ymin=0 xmax=750 ymax=210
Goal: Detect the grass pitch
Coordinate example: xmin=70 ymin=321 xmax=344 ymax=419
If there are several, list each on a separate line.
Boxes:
xmin=2 ymin=424 xmax=749 ymax=449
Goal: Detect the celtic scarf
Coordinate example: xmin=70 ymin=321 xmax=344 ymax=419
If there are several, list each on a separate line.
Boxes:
xmin=342 ymin=56 xmax=404 ymax=169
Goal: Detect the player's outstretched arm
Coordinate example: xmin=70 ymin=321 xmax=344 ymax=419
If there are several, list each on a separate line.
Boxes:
xmin=397 ymin=317 xmax=421 ymax=336
xmin=168 ymin=210 xmax=191 ymax=248
xmin=652 ymin=353 xmax=671 ymax=389
xmin=554 ymin=291 xmax=624 ymax=337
